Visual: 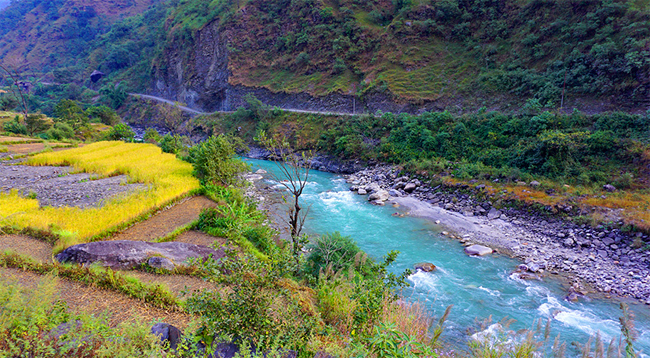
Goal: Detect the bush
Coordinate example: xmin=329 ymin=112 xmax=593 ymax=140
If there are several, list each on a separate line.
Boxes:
xmin=53 ymin=99 xmax=87 ymax=130
xmin=106 ymin=123 xmax=135 ymax=141
xmin=159 ymin=134 xmax=188 ymax=155
xmin=186 ymin=254 xmax=319 ymax=353
xmin=46 ymin=122 xmax=74 ymax=140
xmin=143 ymin=127 xmax=162 ymax=143
xmin=304 ymin=231 xmax=365 ymax=278
xmin=0 ymin=95 xmax=18 ymax=111
xmin=188 ymin=135 xmax=249 ymax=186
xmin=0 ymin=274 xmax=166 ymax=357
xmin=24 ymin=114 xmax=51 ymax=136
xmin=3 ymin=116 xmax=27 ymax=135
xmin=86 ymin=105 xmax=121 ymax=126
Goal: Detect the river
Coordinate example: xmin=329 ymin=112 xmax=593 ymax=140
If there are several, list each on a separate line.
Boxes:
xmin=246 ymin=158 xmax=650 ymax=355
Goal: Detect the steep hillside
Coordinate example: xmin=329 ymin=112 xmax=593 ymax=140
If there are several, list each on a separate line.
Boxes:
xmin=0 ymin=0 xmax=159 ymax=78
xmin=154 ymin=0 xmax=650 ymax=113
xmin=1 ymin=0 xmax=649 ymax=114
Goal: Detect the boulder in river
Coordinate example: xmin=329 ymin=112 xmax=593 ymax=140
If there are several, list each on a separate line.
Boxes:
xmin=464 ymin=244 xmax=494 ymax=256
xmin=56 ymin=240 xmax=224 ymax=269
xmin=414 ymin=262 xmax=436 ymax=272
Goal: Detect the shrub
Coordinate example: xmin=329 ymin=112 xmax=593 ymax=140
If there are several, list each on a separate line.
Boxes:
xmin=0 ymin=274 xmax=167 ymax=357
xmin=304 ymin=231 xmax=365 ymax=278
xmin=188 ymin=135 xmax=249 ymax=186
xmin=24 ymin=114 xmax=51 ymax=135
xmin=159 ymin=134 xmax=188 ymax=155
xmin=54 ymin=99 xmax=88 ymax=130
xmin=143 ymin=127 xmax=162 ymax=143
xmin=333 ymin=57 xmax=347 ymax=74
xmin=186 ymin=254 xmax=319 ymax=353
xmin=106 ymin=123 xmax=135 ymax=141
xmin=46 ymin=122 xmax=75 ymax=140
xmin=86 ymin=105 xmax=121 ymax=126
xmin=3 ymin=116 xmax=27 ymax=135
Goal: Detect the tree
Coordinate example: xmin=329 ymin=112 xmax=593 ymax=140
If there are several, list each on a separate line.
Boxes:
xmin=53 ymin=99 xmax=87 ymax=130
xmin=99 ymin=82 xmax=128 ymax=109
xmin=158 ymin=102 xmax=184 ymax=132
xmin=106 ymin=123 xmax=135 ymax=141
xmin=24 ymin=114 xmax=51 ymax=136
xmin=86 ymin=105 xmax=120 ymax=126
xmin=0 ymin=61 xmax=29 ymax=124
xmin=255 ymin=130 xmax=313 ymax=267
xmin=188 ymin=135 xmax=249 ymax=186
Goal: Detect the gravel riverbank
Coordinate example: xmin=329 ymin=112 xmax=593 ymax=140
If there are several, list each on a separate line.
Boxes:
xmin=345 ymin=166 xmax=650 ymax=305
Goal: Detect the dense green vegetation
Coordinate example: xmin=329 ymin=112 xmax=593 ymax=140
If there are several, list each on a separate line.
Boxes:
xmin=208 ymin=105 xmax=650 ymax=188
xmin=1 ymin=0 xmax=649 ymax=113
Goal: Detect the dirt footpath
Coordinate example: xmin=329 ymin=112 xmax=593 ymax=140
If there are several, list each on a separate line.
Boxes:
xmin=110 ymin=196 xmax=217 ymax=241
xmin=0 ymin=267 xmax=193 ymax=328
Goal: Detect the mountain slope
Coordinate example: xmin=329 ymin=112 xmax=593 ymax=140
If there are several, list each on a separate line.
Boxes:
xmin=1 ymin=0 xmax=649 ymax=114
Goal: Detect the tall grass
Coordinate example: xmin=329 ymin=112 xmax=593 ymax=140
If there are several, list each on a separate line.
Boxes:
xmin=1 ymin=142 xmax=200 ymax=251
xmin=0 ymin=274 xmax=168 ymax=357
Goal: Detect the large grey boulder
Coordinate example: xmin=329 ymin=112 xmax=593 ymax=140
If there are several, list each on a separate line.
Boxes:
xmin=151 ymin=323 xmax=182 ymax=350
xmin=148 ymin=256 xmax=176 ymax=271
xmin=90 ymin=70 xmax=105 ymax=83
xmin=464 ymin=244 xmax=494 ymax=256
xmin=403 ymin=182 xmax=417 ymax=193
xmin=487 ymin=208 xmax=501 ymax=220
xmin=56 ymin=240 xmax=224 ymax=269
xmin=368 ymin=189 xmax=390 ymax=202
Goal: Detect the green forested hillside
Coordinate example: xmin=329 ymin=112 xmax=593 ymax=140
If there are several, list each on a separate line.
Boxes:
xmin=0 ymin=0 xmax=649 ymax=112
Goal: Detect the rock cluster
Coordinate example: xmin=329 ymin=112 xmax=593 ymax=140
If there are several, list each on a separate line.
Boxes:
xmin=346 ymin=166 xmax=650 ymax=305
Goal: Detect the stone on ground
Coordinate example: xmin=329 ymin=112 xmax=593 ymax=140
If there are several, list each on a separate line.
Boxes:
xmin=465 ymin=244 xmax=494 ymax=256
xmin=56 ymin=240 xmax=224 ymax=269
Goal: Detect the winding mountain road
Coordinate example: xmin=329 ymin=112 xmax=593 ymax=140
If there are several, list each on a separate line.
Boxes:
xmin=129 ymin=93 xmax=361 ymax=117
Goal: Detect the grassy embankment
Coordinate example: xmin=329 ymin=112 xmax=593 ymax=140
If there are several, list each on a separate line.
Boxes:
xmin=0 ymin=141 xmax=200 ymax=252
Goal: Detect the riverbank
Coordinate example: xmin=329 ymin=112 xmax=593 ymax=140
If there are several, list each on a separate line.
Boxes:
xmin=345 ymin=166 xmax=650 ymax=306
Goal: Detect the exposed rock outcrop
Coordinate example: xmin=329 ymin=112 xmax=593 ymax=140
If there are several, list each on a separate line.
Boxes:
xmin=56 ymin=240 xmax=224 ymax=269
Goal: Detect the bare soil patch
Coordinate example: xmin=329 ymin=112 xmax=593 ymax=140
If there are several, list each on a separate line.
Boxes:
xmin=0 ymin=162 xmax=144 ymax=207
xmin=0 ymin=136 xmax=40 ymax=144
xmin=0 ymin=267 xmax=192 ymax=328
xmin=4 ymin=142 xmax=47 ymax=155
xmin=176 ymin=230 xmax=227 ymax=248
xmin=0 ymin=235 xmax=53 ymax=262
xmin=110 ymin=196 xmax=217 ymax=242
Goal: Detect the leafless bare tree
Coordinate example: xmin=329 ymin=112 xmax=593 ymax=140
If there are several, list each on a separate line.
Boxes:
xmin=0 ymin=61 xmax=29 ymax=122
xmin=256 ymin=130 xmax=313 ymax=265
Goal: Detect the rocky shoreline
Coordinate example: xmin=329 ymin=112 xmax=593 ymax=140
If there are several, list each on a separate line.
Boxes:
xmin=344 ymin=166 xmax=650 ymax=305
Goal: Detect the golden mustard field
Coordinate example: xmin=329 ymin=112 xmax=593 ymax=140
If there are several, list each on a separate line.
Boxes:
xmin=1 ymin=141 xmax=200 ymax=251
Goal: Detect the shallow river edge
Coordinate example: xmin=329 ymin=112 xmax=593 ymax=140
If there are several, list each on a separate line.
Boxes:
xmin=347 ymin=166 xmax=650 ymax=306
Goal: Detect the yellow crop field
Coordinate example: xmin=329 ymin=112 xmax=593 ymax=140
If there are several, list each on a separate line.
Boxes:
xmin=1 ymin=141 xmax=200 ymax=251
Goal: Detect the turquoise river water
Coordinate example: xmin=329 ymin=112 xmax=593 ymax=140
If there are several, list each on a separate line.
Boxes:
xmin=246 ymin=158 xmax=650 ymax=355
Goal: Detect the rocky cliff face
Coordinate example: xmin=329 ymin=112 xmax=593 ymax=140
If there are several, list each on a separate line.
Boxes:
xmin=151 ymin=20 xmax=229 ymax=112
xmin=149 ymin=19 xmax=449 ymax=115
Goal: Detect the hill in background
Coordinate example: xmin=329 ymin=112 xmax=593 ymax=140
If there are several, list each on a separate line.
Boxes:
xmin=0 ymin=0 xmax=648 ymax=114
